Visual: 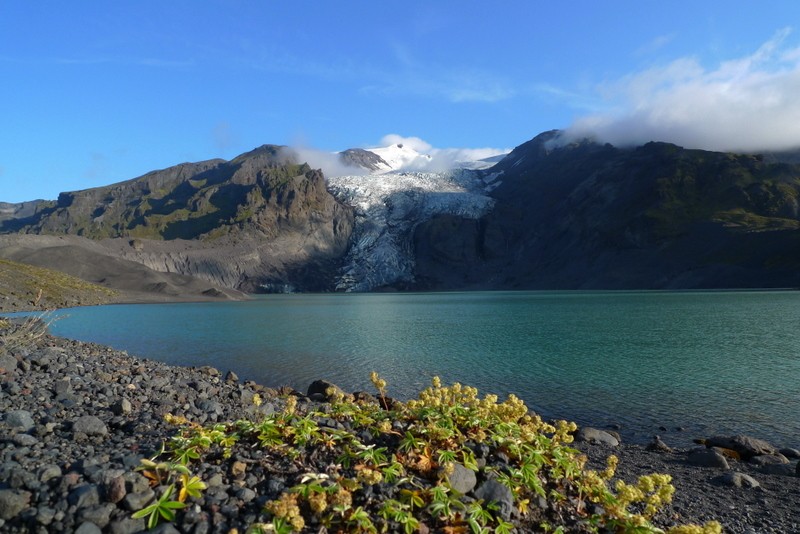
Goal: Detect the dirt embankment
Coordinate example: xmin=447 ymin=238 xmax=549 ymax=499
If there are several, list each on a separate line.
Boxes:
xmin=0 ymin=236 xmax=248 ymax=313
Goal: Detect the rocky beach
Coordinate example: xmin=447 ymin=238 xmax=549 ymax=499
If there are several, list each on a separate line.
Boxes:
xmin=0 ymin=317 xmax=799 ymax=533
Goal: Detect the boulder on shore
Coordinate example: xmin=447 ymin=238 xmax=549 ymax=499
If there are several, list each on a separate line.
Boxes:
xmin=703 ymin=435 xmax=777 ymax=460
xmin=574 ymin=427 xmax=619 ymax=447
xmin=688 ymin=448 xmax=730 ymax=469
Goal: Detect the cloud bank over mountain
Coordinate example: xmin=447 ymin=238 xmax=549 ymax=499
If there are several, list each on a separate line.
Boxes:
xmin=284 ymin=146 xmax=367 ymax=178
xmin=285 ymin=135 xmax=508 ymax=178
xmin=370 ymin=135 xmax=509 ymax=173
xmin=563 ymin=28 xmax=800 ymax=152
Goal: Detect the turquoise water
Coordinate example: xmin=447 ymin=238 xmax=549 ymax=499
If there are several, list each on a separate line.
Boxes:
xmin=42 ymin=291 xmax=800 ymax=447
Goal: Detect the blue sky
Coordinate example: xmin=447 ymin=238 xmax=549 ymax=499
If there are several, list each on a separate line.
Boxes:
xmin=2 ymin=1 xmax=800 ymax=202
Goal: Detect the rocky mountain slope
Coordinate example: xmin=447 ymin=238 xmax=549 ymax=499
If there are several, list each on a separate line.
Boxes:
xmin=4 ymin=132 xmax=800 ymax=295
xmin=413 ymin=131 xmax=800 ymax=289
xmin=338 ymin=148 xmax=390 ymax=172
xmin=0 ymin=201 xmax=47 ymax=225
xmin=1 ymin=146 xmax=354 ymax=293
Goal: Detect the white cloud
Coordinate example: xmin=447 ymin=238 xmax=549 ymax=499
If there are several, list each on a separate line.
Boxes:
xmin=425 ymin=147 xmax=509 ymax=171
xmin=284 ymin=135 xmax=508 ymax=178
xmin=563 ymin=28 xmax=800 ymax=152
xmin=378 ymin=134 xmax=432 ymax=152
xmin=281 ymin=145 xmax=367 ymax=178
xmin=376 ymin=134 xmax=508 ymax=172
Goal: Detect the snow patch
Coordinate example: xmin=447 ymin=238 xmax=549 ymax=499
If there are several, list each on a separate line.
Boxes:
xmin=359 ymin=140 xmax=508 ymax=174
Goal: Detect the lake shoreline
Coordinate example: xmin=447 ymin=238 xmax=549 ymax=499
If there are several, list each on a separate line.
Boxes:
xmin=1 ymin=320 xmax=798 ymax=532
xmin=35 ymin=290 xmax=800 ymax=452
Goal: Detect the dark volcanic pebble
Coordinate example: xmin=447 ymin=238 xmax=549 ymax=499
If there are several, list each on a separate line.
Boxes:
xmin=0 ymin=489 xmax=30 ymax=521
xmin=4 ymin=411 xmax=34 ymax=432
xmin=473 ymin=479 xmax=514 ymax=521
xmin=72 ymin=416 xmax=108 ymax=437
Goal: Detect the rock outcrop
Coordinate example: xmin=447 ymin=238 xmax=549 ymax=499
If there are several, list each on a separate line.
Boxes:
xmin=338 ymin=148 xmax=390 ymax=172
xmin=0 ymin=201 xmax=48 ymax=225
xmin=1 ymin=146 xmax=354 ymax=293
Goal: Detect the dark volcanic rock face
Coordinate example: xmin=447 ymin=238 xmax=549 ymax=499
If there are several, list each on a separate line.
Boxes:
xmin=0 ymin=146 xmax=354 ymax=293
xmin=0 ymin=200 xmax=50 ymax=225
xmin=412 ymin=215 xmax=500 ymax=290
xmin=338 ymin=148 xmax=389 ymax=172
xmin=412 ymin=131 xmax=800 ymax=290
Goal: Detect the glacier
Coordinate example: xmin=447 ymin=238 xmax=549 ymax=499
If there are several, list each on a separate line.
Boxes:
xmin=327 ymin=168 xmax=498 ymax=291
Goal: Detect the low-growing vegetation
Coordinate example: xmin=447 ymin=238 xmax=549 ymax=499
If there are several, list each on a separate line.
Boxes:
xmin=0 ymin=288 xmax=56 ymax=357
xmin=0 ymin=313 xmax=49 ymax=358
xmin=0 ymin=258 xmax=117 ymax=311
xmin=139 ymin=373 xmax=722 ymax=533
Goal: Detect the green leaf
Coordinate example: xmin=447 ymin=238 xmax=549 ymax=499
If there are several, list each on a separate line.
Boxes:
xmin=131 ymin=507 xmax=154 ymax=519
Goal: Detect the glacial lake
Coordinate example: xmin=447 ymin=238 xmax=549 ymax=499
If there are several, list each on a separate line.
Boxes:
xmin=43 ymin=290 xmax=800 ymax=448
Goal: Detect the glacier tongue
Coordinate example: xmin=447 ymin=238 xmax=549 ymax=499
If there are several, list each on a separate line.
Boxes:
xmin=327 ymin=168 xmax=495 ymax=291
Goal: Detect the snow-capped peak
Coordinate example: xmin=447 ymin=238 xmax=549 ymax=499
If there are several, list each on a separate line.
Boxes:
xmin=367 ymin=143 xmax=433 ymax=172
xmin=324 ymin=135 xmax=509 ymax=291
xmin=331 ymin=135 xmax=509 ymax=175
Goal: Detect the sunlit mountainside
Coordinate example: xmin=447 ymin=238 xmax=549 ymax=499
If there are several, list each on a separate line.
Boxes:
xmin=3 ymin=131 xmax=800 ymax=299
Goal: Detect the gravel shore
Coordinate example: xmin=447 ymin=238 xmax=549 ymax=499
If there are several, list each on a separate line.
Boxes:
xmin=1 ymin=320 xmax=798 ymax=533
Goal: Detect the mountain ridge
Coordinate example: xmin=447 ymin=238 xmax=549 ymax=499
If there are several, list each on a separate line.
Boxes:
xmin=412 ymin=131 xmax=800 ymax=290
xmin=4 ymin=132 xmax=800 ymax=295
xmin=0 ymin=145 xmax=354 ymax=293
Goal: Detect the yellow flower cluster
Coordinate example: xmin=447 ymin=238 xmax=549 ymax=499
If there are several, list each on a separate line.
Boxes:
xmin=325 ymin=386 xmax=346 ymax=404
xmin=283 ymin=395 xmax=297 ymax=416
xmin=553 ymin=419 xmax=578 ymax=444
xmin=440 ymin=461 xmax=455 ymax=478
xmin=579 ymin=470 xmax=607 ymax=502
xmin=613 ymin=473 xmax=675 ymax=519
xmin=601 ymin=455 xmax=618 ymax=480
xmin=330 ymin=488 xmax=352 ymax=509
xmin=666 ymin=521 xmax=723 ymax=534
xmin=408 ymin=377 xmax=533 ymax=429
xmin=356 ymin=467 xmax=383 ymax=485
xmin=492 ymin=393 xmax=529 ymax=422
xmin=307 ymin=491 xmax=327 ymax=514
xmin=370 ymin=371 xmax=387 ymax=394
xmin=266 ymin=493 xmax=304 ymax=530
xmin=163 ymin=413 xmax=200 ymax=429
xmin=411 ymin=380 xmax=477 ymax=410
xmin=376 ymin=419 xmax=393 ymax=434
